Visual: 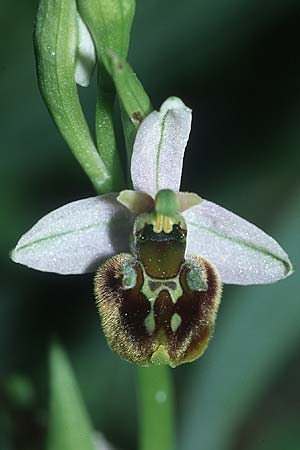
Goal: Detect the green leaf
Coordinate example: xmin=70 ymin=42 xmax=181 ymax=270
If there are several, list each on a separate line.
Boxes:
xmin=47 ymin=342 xmax=95 ymax=450
xmin=34 ymin=0 xmax=112 ymax=193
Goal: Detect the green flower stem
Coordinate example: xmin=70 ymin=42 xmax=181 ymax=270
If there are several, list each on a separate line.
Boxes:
xmin=137 ymin=365 xmax=175 ymax=450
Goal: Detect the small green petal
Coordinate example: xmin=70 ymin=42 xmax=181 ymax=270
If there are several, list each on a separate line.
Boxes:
xmin=117 ymin=190 xmax=154 ymax=214
xmin=176 ymin=192 xmax=203 ymax=212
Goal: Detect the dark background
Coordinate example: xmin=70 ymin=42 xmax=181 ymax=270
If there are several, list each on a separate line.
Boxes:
xmin=1 ymin=1 xmax=300 ymax=449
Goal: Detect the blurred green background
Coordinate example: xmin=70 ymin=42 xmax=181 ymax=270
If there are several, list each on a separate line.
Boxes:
xmin=1 ymin=0 xmax=300 ymax=449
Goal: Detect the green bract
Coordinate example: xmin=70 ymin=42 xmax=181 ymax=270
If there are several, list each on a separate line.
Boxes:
xmin=77 ymin=0 xmax=135 ymax=62
xmin=106 ymin=50 xmax=153 ymax=128
xmin=77 ymin=0 xmax=136 ymax=186
xmin=34 ymin=0 xmax=111 ymax=192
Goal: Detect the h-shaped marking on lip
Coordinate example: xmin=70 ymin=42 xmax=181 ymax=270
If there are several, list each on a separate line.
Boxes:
xmin=141 ymin=272 xmax=183 ymax=306
xmin=141 ymin=268 xmax=184 ymax=333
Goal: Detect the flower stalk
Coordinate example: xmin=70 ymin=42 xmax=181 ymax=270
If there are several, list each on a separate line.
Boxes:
xmin=137 ymin=366 xmax=175 ymax=450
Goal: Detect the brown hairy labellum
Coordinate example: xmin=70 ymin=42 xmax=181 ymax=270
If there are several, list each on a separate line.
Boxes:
xmin=94 ymin=193 xmax=222 ymax=367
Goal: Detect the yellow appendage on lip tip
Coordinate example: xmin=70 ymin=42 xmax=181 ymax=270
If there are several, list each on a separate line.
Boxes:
xmin=150 ymin=345 xmax=171 ymax=365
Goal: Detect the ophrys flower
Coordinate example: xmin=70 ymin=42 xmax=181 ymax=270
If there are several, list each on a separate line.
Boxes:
xmin=11 ymin=98 xmax=293 ymax=367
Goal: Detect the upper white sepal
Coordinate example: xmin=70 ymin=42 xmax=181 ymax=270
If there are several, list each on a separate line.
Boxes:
xmin=131 ymin=97 xmax=192 ymax=197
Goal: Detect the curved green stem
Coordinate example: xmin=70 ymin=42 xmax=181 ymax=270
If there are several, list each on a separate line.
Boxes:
xmin=137 ymin=365 xmax=175 ymax=450
xmin=95 ymin=63 xmax=125 ymax=191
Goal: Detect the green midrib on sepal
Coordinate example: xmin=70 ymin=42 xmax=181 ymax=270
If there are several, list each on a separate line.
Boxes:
xmin=12 ymin=218 xmax=125 ymax=255
xmin=155 ymin=112 xmax=168 ymax=193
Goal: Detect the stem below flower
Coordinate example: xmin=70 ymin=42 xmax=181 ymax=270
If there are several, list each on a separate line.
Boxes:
xmin=95 ymin=64 xmax=125 ymax=191
xmin=137 ymin=365 xmax=175 ymax=450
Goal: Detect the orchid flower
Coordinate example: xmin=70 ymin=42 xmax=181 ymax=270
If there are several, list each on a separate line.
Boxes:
xmin=11 ymin=97 xmax=293 ymax=367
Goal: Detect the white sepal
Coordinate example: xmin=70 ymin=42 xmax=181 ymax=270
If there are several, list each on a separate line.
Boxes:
xmin=131 ymin=97 xmax=192 ymax=197
xmin=183 ymin=200 xmax=293 ymax=285
xmin=11 ymin=194 xmax=134 ymax=275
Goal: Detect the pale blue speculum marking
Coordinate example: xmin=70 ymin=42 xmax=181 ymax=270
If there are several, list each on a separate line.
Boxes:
xmin=186 ymin=262 xmax=208 ymax=291
xmin=122 ymin=260 xmax=137 ymax=289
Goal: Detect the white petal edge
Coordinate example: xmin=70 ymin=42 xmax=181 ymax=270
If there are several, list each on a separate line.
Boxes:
xmin=11 ymin=194 xmax=135 ymax=275
xmin=75 ymin=14 xmax=96 ymax=87
xmin=131 ymin=97 xmax=192 ymax=197
xmin=183 ymin=200 xmax=293 ymax=285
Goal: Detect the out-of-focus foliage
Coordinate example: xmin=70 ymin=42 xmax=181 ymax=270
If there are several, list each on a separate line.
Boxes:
xmin=1 ymin=0 xmax=299 ymax=449
xmin=47 ymin=343 xmax=95 ymax=450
